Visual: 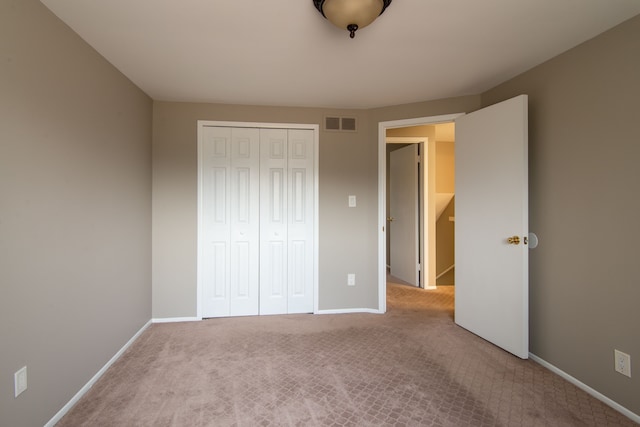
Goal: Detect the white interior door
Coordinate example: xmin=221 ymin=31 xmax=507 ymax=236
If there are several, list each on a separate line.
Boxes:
xmin=454 ymin=95 xmax=529 ymax=359
xmin=389 ymin=144 xmax=419 ymax=286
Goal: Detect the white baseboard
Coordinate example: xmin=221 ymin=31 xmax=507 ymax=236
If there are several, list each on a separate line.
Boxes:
xmin=152 ymin=316 xmax=200 ymax=323
xmin=315 ymin=308 xmax=382 ymax=315
xmin=45 ymin=320 xmax=152 ymax=427
xmin=529 ymin=353 xmax=639 ymax=424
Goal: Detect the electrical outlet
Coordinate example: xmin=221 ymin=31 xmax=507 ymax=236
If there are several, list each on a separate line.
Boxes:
xmin=614 ymin=350 xmax=631 ymax=378
xmin=14 ymin=366 xmax=27 ymax=397
xmin=347 ymin=273 xmax=356 ymax=286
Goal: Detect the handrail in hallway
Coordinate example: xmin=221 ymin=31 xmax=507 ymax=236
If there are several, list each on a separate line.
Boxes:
xmin=436 ymin=264 xmax=455 ymax=280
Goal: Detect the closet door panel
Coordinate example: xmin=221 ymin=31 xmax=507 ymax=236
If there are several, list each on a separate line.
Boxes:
xmin=201 ymin=127 xmax=232 ymax=317
xmin=229 ymin=128 xmax=260 ymax=316
xmin=287 ymin=129 xmax=314 ymax=314
xmin=260 ymin=129 xmax=288 ymax=315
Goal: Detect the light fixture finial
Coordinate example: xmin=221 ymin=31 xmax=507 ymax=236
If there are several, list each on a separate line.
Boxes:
xmin=347 ymin=24 xmax=358 ymax=39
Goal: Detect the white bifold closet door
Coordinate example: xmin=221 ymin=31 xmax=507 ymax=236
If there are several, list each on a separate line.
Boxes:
xmin=200 ymin=126 xmax=314 ymax=317
xmin=201 ymin=127 xmax=261 ymax=317
xmin=259 ymin=129 xmax=314 ymax=315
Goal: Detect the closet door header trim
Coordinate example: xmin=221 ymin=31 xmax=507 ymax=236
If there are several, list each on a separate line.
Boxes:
xmin=198 ymin=121 xmax=319 ymax=131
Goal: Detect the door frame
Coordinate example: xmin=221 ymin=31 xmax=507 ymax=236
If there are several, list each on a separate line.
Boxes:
xmin=378 ymin=114 xmax=464 ymax=312
xmin=197 ymin=120 xmax=320 ymax=319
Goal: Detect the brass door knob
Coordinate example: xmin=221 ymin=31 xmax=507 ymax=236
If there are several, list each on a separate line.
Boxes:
xmin=387 ymin=217 xmax=395 ymax=222
xmin=507 ymin=236 xmax=521 ymax=245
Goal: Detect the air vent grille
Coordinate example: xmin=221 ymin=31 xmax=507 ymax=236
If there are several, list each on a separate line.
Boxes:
xmin=341 ymin=118 xmax=356 ymax=131
xmin=324 ymin=116 xmax=357 ymax=132
xmin=325 ymin=117 xmax=340 ymax=131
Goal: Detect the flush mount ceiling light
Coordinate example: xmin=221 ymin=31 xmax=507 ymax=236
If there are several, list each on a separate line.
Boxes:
xmin=313 ymin=0 xmax=392 ymax=39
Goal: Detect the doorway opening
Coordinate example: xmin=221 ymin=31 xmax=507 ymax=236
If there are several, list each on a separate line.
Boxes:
xmin=380 ymin=96 xmax=529 ymax=358
xmin=377 ymin=114 xmax=463 ymax=312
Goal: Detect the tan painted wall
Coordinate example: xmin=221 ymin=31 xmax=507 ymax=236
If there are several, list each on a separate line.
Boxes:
xmin=482 ymin=14 xmax=640 ymax=415
xmin=436 ymin=199 xmax=455 ymax=285
xmin=152 ymin=103 xmax=379 ymax=315
xmin=369 ymin=96 xmax=481 ymax=124
xmin=435 ymin=141 xmax=455 ymax=194
xmin=386 ymin=125 xmax=435 ymax=138
xmin=436 ymin=140 xmax=455 ymax=284
xmin=8 ymin=1 xmax=638 ymax=423
xmin=152 ymin=96 xmax=481 ymax=317
xmin=0 ymin=1 xmax=152 ymax=426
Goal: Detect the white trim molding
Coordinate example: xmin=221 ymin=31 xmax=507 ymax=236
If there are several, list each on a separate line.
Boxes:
xmin=316 ymin=308 xmax=382 ymax=315
xmin=530 ymin=353 xmax=640 ymax=424
xmin=45 ymin=320 xmax=152 ymax=427
xmin=152 ymin=317 xmax=201 ymax=323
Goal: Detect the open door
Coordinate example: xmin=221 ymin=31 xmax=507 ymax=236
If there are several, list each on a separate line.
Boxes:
xmin=454 ymin=95 xmax=529 ymax=359
xmin=389 ymin=144 xmax=419 ymax=286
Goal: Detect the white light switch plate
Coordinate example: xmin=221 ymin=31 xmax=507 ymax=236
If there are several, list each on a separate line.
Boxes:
xmin=348 ymin=195 xmax=356 ymax=207
xmin=347 ymin=274 xmax=356 ymax=286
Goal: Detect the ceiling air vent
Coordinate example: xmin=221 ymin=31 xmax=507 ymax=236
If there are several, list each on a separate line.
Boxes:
xmin=324 ymin=116 xmax=357 ymax=132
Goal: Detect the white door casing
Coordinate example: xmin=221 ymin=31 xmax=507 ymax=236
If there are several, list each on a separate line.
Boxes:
xmin=454 ymin=95 xmax=529 ymax=359
xmin=424 ymin=139 xmax=437 ymax=289
xmin=389 ymin=144 xmax=419 ymax=286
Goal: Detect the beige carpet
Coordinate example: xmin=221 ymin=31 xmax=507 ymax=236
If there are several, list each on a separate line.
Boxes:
xmin=57 ymin=283 xmax=637 ymax=426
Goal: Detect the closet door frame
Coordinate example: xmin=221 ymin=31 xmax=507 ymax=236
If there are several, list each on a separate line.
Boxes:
xmin=196 ymin=121 xmax=319 ymax=319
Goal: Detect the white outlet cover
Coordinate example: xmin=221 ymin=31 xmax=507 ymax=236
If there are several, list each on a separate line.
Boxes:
xmin=614 ymin=349 xmax=631 ymax=378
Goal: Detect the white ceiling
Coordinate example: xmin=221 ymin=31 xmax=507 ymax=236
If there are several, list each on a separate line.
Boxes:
xmin=41 ymin=0 xmax=640 ymax=109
